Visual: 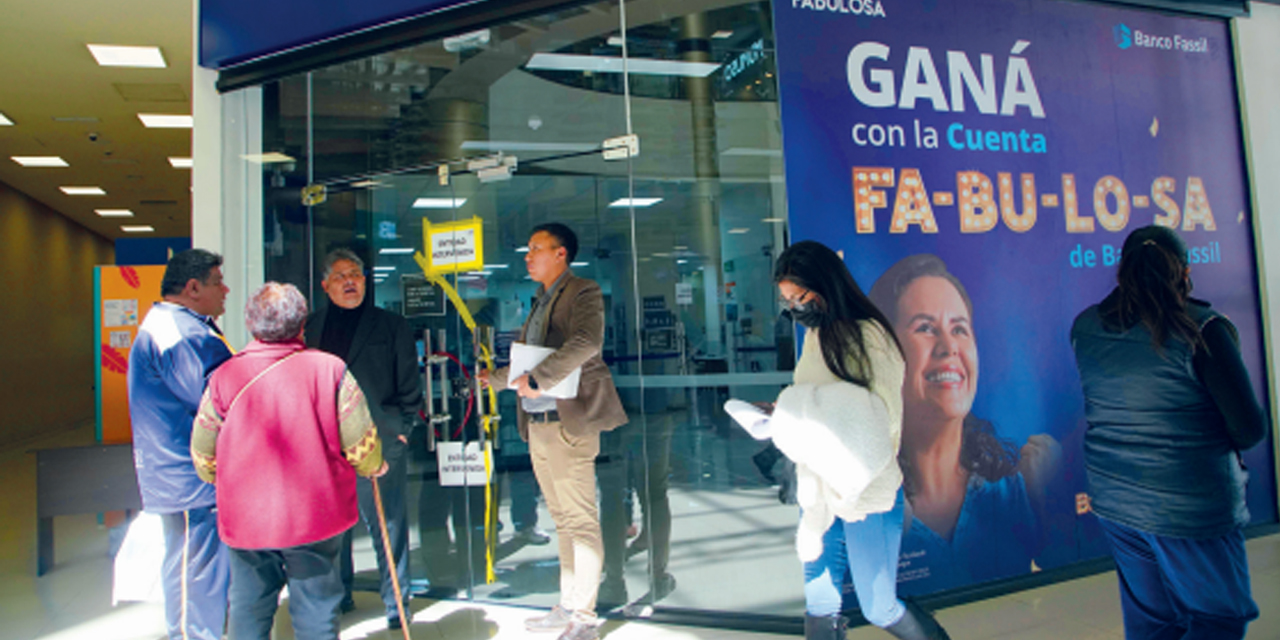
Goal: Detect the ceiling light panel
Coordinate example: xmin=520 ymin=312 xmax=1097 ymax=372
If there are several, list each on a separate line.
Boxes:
xmin=609 ymin=198 xmax=663 ymax=208
xmin=240 ymin=152 xmax=295 ymax=164
xmin=413 ymin=197 xmax=467 ymax=208
xmin=137 ymin=114 xmax=192 ymax=128
xmin=168 ymin=157 xmax=193 ymax=168
xmin=88 ymin=44 xmax=166 ymax=68
xmin=526 ymin=53 xmax=720 ymax=78
xmin=96 ymin=209 xmax=135 ymax=217
xmin=60 ymin=186 xmax=106 ymax=195
xmin=0 ymin=112 xmax=13 ymax=125
xmin=121 ymin=225 xmax=155 ymax=233
xmin=12 ymin=156 xmax=69 ymax=167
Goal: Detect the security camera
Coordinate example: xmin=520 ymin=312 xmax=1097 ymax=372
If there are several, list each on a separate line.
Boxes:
xmin=88 ymin=132 xmax=99 ymax=142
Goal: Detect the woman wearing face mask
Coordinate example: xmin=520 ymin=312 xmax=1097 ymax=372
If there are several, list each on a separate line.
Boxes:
xmin=868 ymin=254 xmax=1060 ymax=593
xmin=753 ymin=241 xmax=950 ymax=640
xmin=1072 ymin=226 xmax=1265 ymax=639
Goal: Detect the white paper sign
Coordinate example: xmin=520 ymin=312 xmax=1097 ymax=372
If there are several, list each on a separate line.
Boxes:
xmin=676 ymin=282 xmax=694 ymax=306
xmin=429 ymin=227 xmax=478 ymax=269
xmin=509 ymin=342 xmax=581 ymax=399
xmin=103 ymin=299 xmax=139 ymax=327
xmin=437 ymin=441 xmax=493 ymax=487
xmin=109 ymin=331 xmax=133 ymax=349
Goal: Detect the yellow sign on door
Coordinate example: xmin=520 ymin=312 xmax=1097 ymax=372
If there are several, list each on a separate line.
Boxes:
xmin=420 ymin=217 xmax=484 ymax=275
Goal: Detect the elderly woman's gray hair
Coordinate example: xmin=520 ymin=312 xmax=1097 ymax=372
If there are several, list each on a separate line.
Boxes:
xmin=245 ymin=282 xmax=309 ymax=342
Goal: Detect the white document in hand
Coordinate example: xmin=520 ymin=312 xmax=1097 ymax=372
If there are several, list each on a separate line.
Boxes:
xmin=509 ymin=342 xmax=581 ymax=399
xmin=725 ymin=399 xmax=772 ymax=440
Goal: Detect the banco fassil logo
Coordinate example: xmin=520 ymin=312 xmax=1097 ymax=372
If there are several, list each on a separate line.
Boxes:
xmin=1114 ymin=23 xmax=1132 ymax=49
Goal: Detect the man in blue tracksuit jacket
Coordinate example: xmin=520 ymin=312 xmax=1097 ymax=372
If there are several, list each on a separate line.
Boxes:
xmin=128 ymin=249 xmax=233 ymax=640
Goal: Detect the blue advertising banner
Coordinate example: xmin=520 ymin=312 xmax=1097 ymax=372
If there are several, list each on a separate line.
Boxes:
xmin=773 ymin=0 xmax=1276 ymax=596
xmin=200 ymin=0 xmax=467 ymax=68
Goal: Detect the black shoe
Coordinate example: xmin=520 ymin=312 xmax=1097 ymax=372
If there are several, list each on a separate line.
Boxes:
xmin=804 ymin=614 xmax=847 ymax=640
xmin=516 ymin=527 xmax=552 ymax=546
xmin=653 ymin=573 xmax=676 ymax=600
xmin=598 ymin=577 xmax=628 ymax=609
xmin=387 ymin=615 xmax=402 ymax=630
xmin=340 ymin=598 xmax=356 ymax=614
xmin=628 ymin=534 xmax=649 ymax=555
xmin=884 ymin=599 xmax=950 ymax=640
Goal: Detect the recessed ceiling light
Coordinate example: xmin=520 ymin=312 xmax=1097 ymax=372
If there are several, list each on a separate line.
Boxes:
xmin=526 ymin=53 xmax=720 ymax=78
xmin=483 ymin=264 xmax=510 ymax=269
xmin=137 ymin=114 xmax=193 ymax=128
xmin=87 ymin=44 xmax=166 ymax=68
xmin=12 ymin=156 xmax=69 ymax=167
xmin=515 ymin=247 xmax=530 ymax=253
xmin=168 ymin=157 xmax=192 ymax=168
xmin=609 ymin=198 xmax=662 ymax=208
xmin=762 ymin=218 xmax=785 ymax=223
xmin=240 ymin=152 xmax=295 ymax=164
xmin=96 ymin=209 xmax=134 ymax=217
xmin=728 ymin=228 xmax=751 ymax=234
xmin=571 ymin=262 xmax=589 ymax=267
xmin=712 ymin=30 xmax=734 ymax=39
xmin=413 ymin=197 xmax=467 ymax=208
xmin=0 ymin=112 xmax=13 ymax=126
xmin=379 ymin=248 xmax=415 ymax=255
xmin=121 ymin=225 xmax=155 ymax=233
xmin=373 ymin=266 xmax=396 ymax=272
xmin=351 ymin=180 xmax=384 ymax=188
xmin=674 ymin=245 xmax=688 ymax=250
xmin=60 ymin=186 xmax=106 ymax=195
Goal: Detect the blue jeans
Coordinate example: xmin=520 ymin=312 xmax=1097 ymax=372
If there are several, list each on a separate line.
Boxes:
xmin=159 ymin=507 xmax=229 ymax=640
xmin=1098 ymin=517 xmax=1258 ymax=640
xmin=802 ymin=489 xmax=906 ymax=628
xmin=229 ymin=534 xmax=345 ymax=640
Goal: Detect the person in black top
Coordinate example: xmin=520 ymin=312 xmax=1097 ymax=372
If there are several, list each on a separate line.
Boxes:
xmin=1071 ymin=225 xmax=1266 ymax=640
xmin=305 ymin=248 xmax=423 ymax=630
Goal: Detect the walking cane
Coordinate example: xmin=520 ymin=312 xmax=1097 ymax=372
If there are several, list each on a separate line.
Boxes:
xmin=373 ymin=475 xmax=412 ymax=640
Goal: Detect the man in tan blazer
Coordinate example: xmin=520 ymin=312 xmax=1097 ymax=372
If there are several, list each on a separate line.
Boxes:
xmin=480 ymin=223 xmax=626 ymax=640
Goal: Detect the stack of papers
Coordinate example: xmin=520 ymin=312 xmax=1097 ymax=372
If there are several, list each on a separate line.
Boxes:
xmin=509 ymin=342 xmax=581 ymax=399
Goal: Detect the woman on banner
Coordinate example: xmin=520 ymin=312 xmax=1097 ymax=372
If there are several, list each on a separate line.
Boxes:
xmin=736 ymin=241 xmax=951 ymax=640
xmin=1071 ymin=225 xmax=1264 ymax=639
xmin=868 ymin=254 xmax=1060 ymax=593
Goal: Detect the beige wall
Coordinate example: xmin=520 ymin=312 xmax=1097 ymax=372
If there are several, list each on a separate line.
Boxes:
xmin=1234 ymin=1 xmax=1280 ymax=499
xmin=0 ymin=180 xmax=114 ymax=445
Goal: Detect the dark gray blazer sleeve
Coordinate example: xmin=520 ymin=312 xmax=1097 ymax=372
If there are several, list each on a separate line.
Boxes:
xmin=391 ymin=312 xmax=424 ymax=429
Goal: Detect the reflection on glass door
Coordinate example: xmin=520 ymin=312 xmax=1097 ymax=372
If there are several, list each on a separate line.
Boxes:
xmin=258 ymin=0 xmax=802 ymax=621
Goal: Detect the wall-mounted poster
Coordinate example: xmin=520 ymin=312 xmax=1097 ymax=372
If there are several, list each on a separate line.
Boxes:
xmin=95 ymin=265 xmax=166 ymax=444
xmin=773 ymin=0 xmax=1275 ymax=596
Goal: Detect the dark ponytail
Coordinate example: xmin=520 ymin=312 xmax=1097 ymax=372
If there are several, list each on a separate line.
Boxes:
xmin=1107 ymin=225 xmax=1205 ymax=354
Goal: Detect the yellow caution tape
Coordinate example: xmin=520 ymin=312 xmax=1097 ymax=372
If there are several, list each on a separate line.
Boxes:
xmin=414 ymin=251 xmax=501 ymax=583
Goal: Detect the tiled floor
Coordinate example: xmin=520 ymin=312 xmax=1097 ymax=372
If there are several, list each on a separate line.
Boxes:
xmin=5 ymin=422 xmax=1277 ymax=640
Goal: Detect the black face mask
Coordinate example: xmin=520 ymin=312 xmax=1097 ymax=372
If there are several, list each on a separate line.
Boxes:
xmin=784 ymin=303 xmax=826 ymax=329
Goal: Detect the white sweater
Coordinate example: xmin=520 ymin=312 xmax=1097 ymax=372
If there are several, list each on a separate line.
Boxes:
xmin=773 ymin=322 xmax=905 ymax=562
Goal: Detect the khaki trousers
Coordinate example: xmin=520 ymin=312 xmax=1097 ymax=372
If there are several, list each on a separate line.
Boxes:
xmin=529 ymin=419 xmax=603 ymax=617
